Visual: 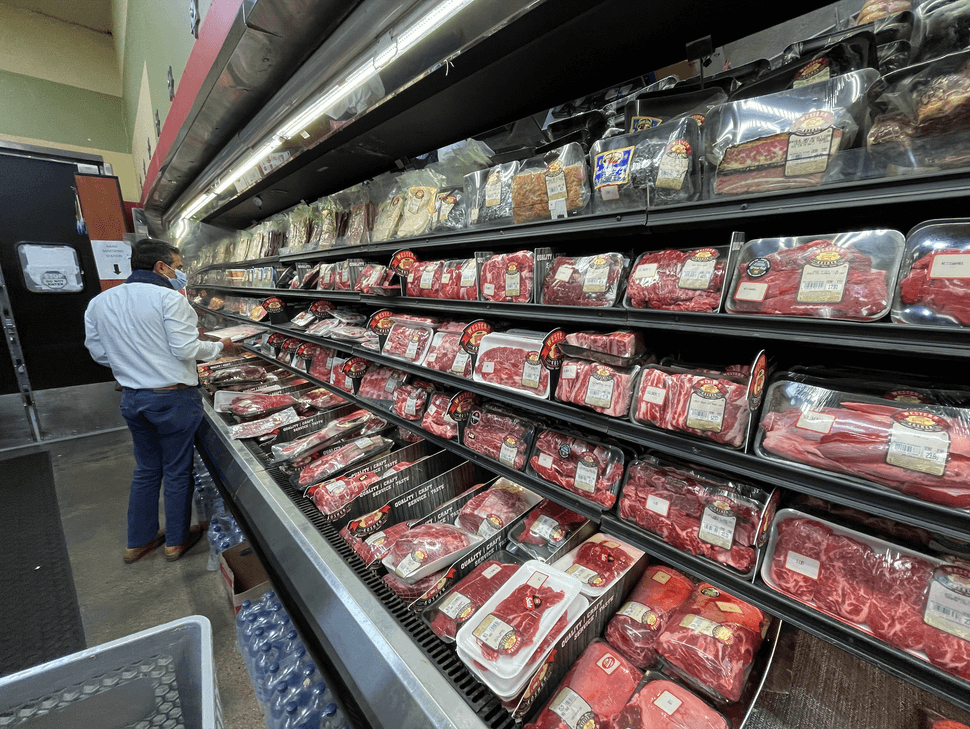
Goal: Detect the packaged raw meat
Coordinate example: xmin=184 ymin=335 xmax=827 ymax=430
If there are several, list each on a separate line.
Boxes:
xmin=605 ymin=565 xmax=695 ymax=668
xmin=383 ymin=568 xmax=448 ymax=602
xmin=656 ymin=583 xmax=768 ymax=703
xmin=307 ymin=197 xmax=342 ymax=251
xmin=307 ymin=471 xmax=381 ymax=518
xmin=612 ymin=677 xmax=730 ymax=729
xmin=432 ymin=187 xmax=467 ymax=232
xmin=510 ymin=143 xmax=590 ymax=224
xmin=382 ymin=321 xmax=435 ymax=365
xmin=479 ymin=250 xmax=535 ymax=303
xmin=372 ymin=185 xmax=406 ymax=242
xmin=626 ymin=247 xmax=729 ymax=313
xmin=706 ymin=69 xmax=879 ymax=196
xmin=540 ymin=253 xmax=629 ymax=307
xmin=726 ymin=230 xmax=904 ymax=320
xmin=784 ymin=364 xmax=970 ymax=408
xmin=209 ymin=365 xmax=268 ymax=387
xmin=396 ymin=170 xmax=442 ymax=239
xmin=624 ymin=85 xmax=728 ymax=133
xmin=589 ymin=117 xmax=702 ymax=213
xmin=439 ymin=259 xmax=478 ymax=300
xmin=757 ymin=378 xmax=970 ymax=508
xmin=463 ymin=405 xmax=538 ymax=471
xmin=893 ymin=219 xmax=970 ymax=327
xmin=228 ymin=408 xmax=299 ymax=439
xmin=618 ymin=456 xmax=773 ymax=576
xmin=857 ymin=0 xmax=910 ymax=25
xmin=523 ymin=639 xmax=641 ymax=729
xmin=355 ymin=264 xmax=394 ymax=294
xmin=527 ymin=428 xmax=625 ymax=508
xmin=556 ymin=359 xmax=639 ymax=417
xmin=425 ymin=332 xmax=474 ymax=378
xmin=511 ymin=500 xmax=589 ymax=559
xmin=360 ymin=415 xmax=389 ymax=436
xmin=393 ymin=384 xmax=433 ymax=421
xmin=456 ymin=479 xmax=536 ymax=536
xmin=405 ymin=260 xmax=443 ymax=298
xmin=560 ymin=330 xmax=646 ymax=367
xmin=457 ymin=560 xmax=582 ymax=676
xmin=552 ymin=533 xmax=644 ymax=596
xmin=270 ymin=409 xmax=374 ymax=463
xmin=294 ymin=436 xmax=392 ymax=490
xmin=383 ymin=523 xmax=481 ymax=583
xmin=340 ymin=519 xmax=413 ymax=566
xmin=421 ymin=393 xmax=459 ymax=440
xmin=465 ymin=162 xmax=519 ymax=228
xmin=357 ymin=366 xmax=408 ymax=405
xmin=428 ymin=560 xmax=521 ymax=641
xmin=303 ymin=388 xmax=346 ymax=411
xmin=230 ymin=393 xmax=300 ymax=418
xmin=632 ymin=365 xmax=756 ymax=449
xmin=474 ymin=331 xmax=552 ymax=399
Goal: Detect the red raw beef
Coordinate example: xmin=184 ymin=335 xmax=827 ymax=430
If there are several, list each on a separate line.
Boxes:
xmin=421 ymin=394 xmax=458 ymax=439
xmin=529 ymin=430 xmax=624 ymax=508
xmin=760 ymin=401 xmax=970 ymax=507
xmin=383 ymin=323 xmax=434 ymax=363
xmin=457 ymin=485 xmax=531 ymax=534
xmin=867 ymin=551 xmax=934 ymax=652
xmin=524 ymin=640 xmax=641 ymax=729
xmin=563 ymin=330 xmax=645 ymax=359
xmin=605 ymin=565 xmax=694 ymax=668
xmin=541 ymin=254 xmax=626 ymax=307
xmin=924 ymin=626 xmax=970 ymax=682
xmin=383 ymin=568 xmax=448 ymax=602
xmin=210 ymin=365 xmax=268 ymax=386
xmin=657 ymin=583 xmax=768 ymax=703
xmin=303 ymin=387 xmax=345 ymax=410
xmin=768 ymin=517 xmax=832 ymax=602
xmin=425 ymin=333 xmax=473 ymax=378
xmin=900 ymin=248 xmax=970 ymax=325
xmin=340 ymin=520 xmax=413 ymax=565
xmin=406 ymin=260 xmax=443 ymax=298
xmin=634 ymin=368 xmax=751 ymax=448
xmin=480 ymin=250 xmax=534 ymax=302
xmin=476 ymin=578 xmax=566 ymax=660
xmin=565 ymin=538 xmax=636 ymax=588
xmin=463 ymin=408 xmax=533 ymax=470
xmin=307 ymin=471 xmax=380 ymax=516
xmin=516 ymin=500 xmax=587 ymax=547
xmin=393 ymin=384 xmax=432 ymax=421
xmin=430 ymin=561 xmax=520 ymax=639
xmin=714 ymin=130 xmax=841 ymax=196
xmin=439 ymin=259 xmax=478 ymax=300
xmin=397 ymin=427 xmax=423 ymax=443
xmin=272 ymin=409 xmax=373 ymax=463
xmin=295 ymin=436 xmax=390 ymax=489
xmin=358 ymin=367 xmax=407 ymax=402
xmin=555 ymin=359 xmax=636 ymax=417
xmin=439 ymin=321 xmax=469 ymax=333
xmin=388 ymin=523 xmax=473 ymax=575
xmin=613 ymin=679 xmax=729 ymax=729
xmin=627 ymin=249 xmax=726 ymax=312
xmin=308 ymin=349 xmax=336 ymax=382
xmin=475 ymin=345 xmax=550 ymax=397
xmin=813 ymin=535 xmax=877 ymax=624
xmin=355 ymin=264 xmax=393 ymax=294
xmin=228 ymin=408 xmax=298 ymax=439
xmin=230 ymin=393 xmax=300 ymax=418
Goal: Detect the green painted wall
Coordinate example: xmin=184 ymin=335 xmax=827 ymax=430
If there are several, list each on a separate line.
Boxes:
xmin=0 ymin=70 xmax=129 ymax=153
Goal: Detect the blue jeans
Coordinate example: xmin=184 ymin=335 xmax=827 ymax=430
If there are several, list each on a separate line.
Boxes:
xmin=120 ymin=387 xmax=203 ymax=548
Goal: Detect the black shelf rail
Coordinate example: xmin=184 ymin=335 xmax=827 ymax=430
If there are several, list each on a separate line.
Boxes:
xmin=240 ymin=344 xmax=970 ymax=716
xmin=194 ymin=303 xmax=970 ymax=544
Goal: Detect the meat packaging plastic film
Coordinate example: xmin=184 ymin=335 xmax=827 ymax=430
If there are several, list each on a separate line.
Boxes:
xmin=474 ymin=332 xmax=552 ymax=399
xmin=383 ymin=568 xmax=449 ymax=602
xmin=465 ymin=162 xmax=519 ymax=228
xmin=228 ymin=408 xmax=300 ymax=439
xmin=556 ymin=358 xmax=639 ymax=417
xmin=522 ymin=639 xmax=642 ymax=729
xmin=308 ymin=470 xmax=381 ymax=517
xmin=605 ymin=565 xmax=695 ymax=669
xmin=372 ymin=185 xmax=406 ymax=242
xmin=432 ymin=187 xmax=467 ymax=232
xmin=480 ymin=250 xmax=535 ymax=303
xmin=340 ymin=519 xmax=413 ymax=566
xmin=552 ymin=533 xmax=644 ymax=597
xmin=727 ymin=230 xmax=905 ymax=320
xmin=560 ymin=330 xmax=647 ymax=367
xmin=589 ymin=116 xmax=701 ymax=214
xmin=355 ymin=264 xmax=393 ymax=294
xmin=270 ymin=409 xmax=374 ymax=463
xmin=541 ymin=253 xmax=630 ymax=307
xmin=455 ymin=479 xmax=538 ymax=537
xmin=425 ymin=332 xmax=474 ymax=378
xmin=618 ymin=456 xmax=773 ymax=576
xmin=914 ymin=3 xmax=970 ymax=63
xmin=209 ymin=365 xmax=268 ymax=386
xmin=510 ymin=143 xmax=590 ymax=224
xmin=421 ymin=393 xmax=459 ymax=440
xmin=357 ymin=366 xmax=408 ymax=405
xmin=510 ymin=499 xmax=589 ymax=560
xmin=527 ymin=428 xmax=626 ymax=509
xmin=396 ymin=171 xmax=441 ymax=239
xmin=764 ymin=509 xmax=970 ymax=682
xmin=406 ymin=260 xmax=443 ymax=298
xmin=613 ymin=677 xmax=730 ymax=729
xmin=428 ymin=560 xmax=521 ymax=641
xmin=757 ymin=377 xmax=970 ymax=508
xmin=626 ymin=247 xmax=729 ymax=313
xmin=706 ymin=69 xmax=879 ymax=196
xmin=856 ymin=0 xmax=910 ymax=25
xmin=229 ymin=392 xmax=300 ymax=418
xmin=632 ymin=365 xmax=753 ymax=449
xmin=393 ymin=384 xmax=433 ymax=421
xmin=656 ymin=583 xmax=768 ymax=703
xmin=463 ymin=405 xmax=538 ymax=471
xmin=439 ymin=259 xmax=479 ymax=300
xmin=456 ymin=560 xmax=583 ymax=678
xmin=382 ymin=321 xmax=435 ymax=365
xmin=382 ymin=523 xmax=483 ymax=583
xmin=295 ymin=436 xmax=393 ymax=490
xmin=893 ymin=219 xmax=970 ymax=327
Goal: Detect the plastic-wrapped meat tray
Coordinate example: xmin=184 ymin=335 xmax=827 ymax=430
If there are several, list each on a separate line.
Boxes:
xmin=527 ymin=428 xmax=625 ymax=508
xmin=626 ymin=247 xmax=728 ymax=313
xmin=541 ymin=254 xmax=628 ymax=307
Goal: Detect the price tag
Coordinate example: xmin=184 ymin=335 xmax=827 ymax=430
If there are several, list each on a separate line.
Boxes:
xmin=574 ymin=460 xmax=599 ymax=493
xmin=887 ymin=422 xmax=950 ymax=477
xmin=538 ymin=453 xmax=554 ymax=469
xmin=654 ymin=691 xmax=683 ymax=716
xmin=484 ymin=175 xmax=502 ymax=207
xmin=584 ymin=374 xmax=615 ymax=409
xmin=686 ymin=391 xmax=726 ymax=432
xmin=618 ymin=602 xmax=657 ymax=627
xmin=460 ymin=263 xmax=477 ymax=288
xmin=785 ymin=551 xmax=820 ymax=580
xmin=420 ymin=267 xmax=436 ymax=289
xmin=583 ymin=263 xmax=610 ymax=293
xmin=640 ymin=386 xmax=666 ymax=405
xmin=439 ymin=592 xmax=473 ymax=620
xmin=657 ymin=149 xmax=689 ymax=190
xmin=736 ymin=282 xmax=769 ymax=302
xmin=472 ymin=614 xmax=516 ymax=651
xmin=404 ymin=393 xmax=419 ymax=416
xmin=678 ymin=258 xmax=716 ymax=290
xmin=499 ymin=440 xmax=519 ymax=467
xmin=522 ymin=360 xmax=543 ymax=390
xmin=633 ymin=263 xmax=659 ymax=282
xmin=797 ymin=262 xmax=848 ymax=303
xmin=451 ymin=351 xmax=471 ymax=374
xmin=699 ymin=505 xmax=737 ymax=550
xmin=930 ymin=253 xmax=970 ymax=279
xmin=924 ymin=567 xmax=970 ymax=641
xmin=785 ymin=127 xmax=835 ymax=176
xmin=405 ymin=338 xmax=421 ymax=360
xmin=796 ymin=410 xmax=835 ymax=434
xmin=397 ymin=553 xmax=423 ymax=578
xmin=565 ymin=563 xmax=601 ymax=586
xmin=646 ymin=495 xmax=670 ymax=517
xmin=555 ymin=265 xmax=574 ymax=282
xmin=384 ymin=375 xmax=399 ymax=393
xmin=505 ymin=271 xmax=521 ymax=298
xmin=529 ymin=515 xmax=566 ymax=542
xmin=550 ymin=688 xmax=594 ymax=729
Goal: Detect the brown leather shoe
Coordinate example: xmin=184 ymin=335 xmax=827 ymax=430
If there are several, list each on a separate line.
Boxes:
xmin=123 ymin=530 xmax=165 ymax=564
xmin=164 ymin=527 xmax=204 ymax=562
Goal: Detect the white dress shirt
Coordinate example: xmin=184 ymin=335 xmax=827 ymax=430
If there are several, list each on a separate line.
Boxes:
xmin=84 ymin=282 xmax=224 ymax=389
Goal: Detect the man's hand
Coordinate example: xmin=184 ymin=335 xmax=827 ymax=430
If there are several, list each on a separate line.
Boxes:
xmin=219 ymin=337 xmax=239 ymax=354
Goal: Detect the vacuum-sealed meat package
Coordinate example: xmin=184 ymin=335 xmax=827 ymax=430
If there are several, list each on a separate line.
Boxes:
xmin=384 ymin=523 xmax=480 ymax=582
xmin=396 ymin=172 xmax=441 ymax=238
xmin=429 ymin=560 xmax=521 ymax=640
xmin=626 ymin=247 xmax=729 ymax=313
xmin=406 ymin=260 xmax=443 ymax=298
xmin=421 ymin=393 xmax=458 ymax=439
xmin=230 ymin=393 xmax=300 ymax=418
xmin=463 ymin=405 xmax=538 ymax=471
xmin=295 ymin=436 xmax=392 ymax=490
xmin=271 ymin=409 xmax=374 ymax=463
xmin=372 ymin=187 xmax=406 ymax=242
xmin=556 ymin=359 xmax=639 ymax=417
xmin=456 ymin=479 xmax=534 ymax=536
xmin=340 ymin=519 xmax=413 ymax=566
xmin=382 ymin=321 xmax=435 ymax=365
xmin=541 ymin=253 xmax=629 ymax=307
xmin=893 ymin=219 xmax=970 ymax=327
xmin=553 ymin=533 xmax=643 ymax=596
xmin=512 ymin=500 xmax=588 ymax=555
xmin=358 ymin=366 xmax=408 ymax=404
xmin=228 ymin=408 xmax=299 ymax=439
xmin=727 ymin=230 xmax=904 ymax=320
xmin=465 ymin=162 xmax=519 ymax=228
xmin=510 ymin=143 xmax=590 ymax=223
xmin=474 ymin=332 xmax=552 ymax=399
xmin=432 ymin=187 xmax=467 ymax=232
xmin=308 ymin=471 xmax=381 ymax=517
xmin=383 ymin=568 xmax=448 ymax=602
xmin=439 ymin=259 xmax=478 ymax=300
xmin=393 ymin=384 xmax=433 ymax=421
xmin=528 ymin=428 xmax=625 ymax=508
xmin=479 ymin=250 xmax=535 ymax=303
xmin=560 ymin=330 xmax=646 ymax=367
xmin=613 ymin=678 xmax=730 ymax=729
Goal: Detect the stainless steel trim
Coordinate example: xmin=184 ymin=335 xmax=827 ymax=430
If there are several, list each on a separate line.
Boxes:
xmin=0 ymin=140 xmax=105 ymax=167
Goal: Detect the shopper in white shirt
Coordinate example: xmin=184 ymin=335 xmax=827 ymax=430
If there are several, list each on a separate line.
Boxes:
xmin=84 ymin=239 xmax=233 ymax=563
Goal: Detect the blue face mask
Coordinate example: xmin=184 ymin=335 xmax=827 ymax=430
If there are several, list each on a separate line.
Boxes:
xmin=162 ymin=263 xmax=187 ymax=290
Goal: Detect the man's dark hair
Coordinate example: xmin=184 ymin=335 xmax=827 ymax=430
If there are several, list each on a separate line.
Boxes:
xmin=130 ymin=238 xmax=180 ymax=271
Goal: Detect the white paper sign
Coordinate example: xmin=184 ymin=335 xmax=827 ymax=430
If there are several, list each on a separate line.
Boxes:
xmin=91 ymin=240 xmax=132 ymax=281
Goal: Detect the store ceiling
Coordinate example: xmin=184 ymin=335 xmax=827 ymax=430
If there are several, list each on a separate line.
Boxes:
xmin=2 ymin=0 xmax=113 ymax=34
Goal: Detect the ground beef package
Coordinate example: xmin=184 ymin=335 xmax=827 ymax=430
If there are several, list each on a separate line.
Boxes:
xmin=626 ymin=247 xmax=729 ymax=313
xmin=541 ymin=253 xmax=629 ymax=307
xmin=510 ymin=143 xmax=590 ymax=224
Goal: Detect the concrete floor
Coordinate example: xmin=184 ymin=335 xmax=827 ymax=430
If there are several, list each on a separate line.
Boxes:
xmin=13 ymin=429 xmax=264 ymax=729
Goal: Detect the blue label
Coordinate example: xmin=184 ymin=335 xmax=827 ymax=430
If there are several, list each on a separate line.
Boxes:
xmin=593 ymin=145 xmax=635 ymax=189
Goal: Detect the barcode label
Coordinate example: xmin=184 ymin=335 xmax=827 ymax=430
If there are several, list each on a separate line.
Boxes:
xmin=439 ymin=592 xmax=472 ymax=619
xmin=505 ymin=271 xmax=521 ymax=298
xmin=420 ymin=267 xmax=436 ymax=289
xmin=530 ymin=515 xmax=565 ymax=542
xmin=405 ymin=338 xmax=420 ymax=360
xmin=472 ymin=614 xmax=516 ymax=651
xmin=685 ymin=392 xmax=725 ymax=432
xmin=887 ymin=423 xmax=949 ymax=477
xmin=451 ymin=351 xmax=471 ymax=374
xmin=584 ymin=376 xmax=615 ymax=409
xmin=699 ymin=507 xmax=736 ymax=549
xmin=550 ymin=688 xmax=594 ymax=729
xmin=565 ymin=563 xmax=601 ymax=585
xmin=924 ymin=570 xmax=970 ymax=641
xmin=574 ymin=460 xmax=599 ymax=492
xmin=797 ymin=262 xmax=848 ymax=303
xmin=460 ymin=263 xmax=477 ymax=287
xmin=583 ymin=264 xmax=610 ymax=293
xmin=522 ymin=360 xmax=542 ymax=390
xmin=499 ymin=441 xmax=518 ymax=467
xmin=678 ymin=259 xmax=716 ymax=290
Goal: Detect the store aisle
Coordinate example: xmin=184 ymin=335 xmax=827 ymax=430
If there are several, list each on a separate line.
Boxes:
xmin=20 ymin=429 xmax=264 ymax=729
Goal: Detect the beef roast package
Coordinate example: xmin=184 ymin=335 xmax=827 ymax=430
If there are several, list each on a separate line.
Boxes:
xmin=465 ymin=162 xmax=520 ymax=228
xmin=613 ymin=674 xmax=730 ymax=729
xmin=756 ymin=376 xmax=970 ymax=508
xmin=510 ymin=143 xmax=590 ymax=224
xmin=618 ymin=455 xmax=778 ymax=579
xmin=527 ymin=427 xmax=626 ymax=509
xmin=706 ymin=69 xmax=880 ymax=197
xmin=455 ymin=478 xmax=541 ymax=538
xmin=473 ymin=330 xmax=559 ymax=400
xmin=893 ymin=218 xmax=970 ymax=327
xmin=559 ymin=330 xmax=648 ymax=367
xmin=764 ymin=509 xmax=970 ymax=684
xmin=726 ymin=229 xmax=905 ymax=320
xmin=555 ymin=358 xmax=640 ymax=418
xmin=552 ymin=533 xmax=645 ymax=598
xmin=625 ymin=246 xmax=731 ymax=313
xmin=540 ymin=253 xmax=630 ymax=307
xmin=425 ymin=555 xmax=523 ymax=642
xmin=462 ymin=403 xmax=539 ymax=471
xmin=478 ymin=250 xmax=536 ymax=303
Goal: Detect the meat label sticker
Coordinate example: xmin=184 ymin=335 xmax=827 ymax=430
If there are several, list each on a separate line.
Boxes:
xmin=555 ymin=265 xmax=575 ymax=282
xmin=657 ymin=139 xmax=691 ymax=191
xmin=593 ymin=145 xmax=634 ymax=189
xmin=633 ymin=263 xmax=659 ymax=282
xmin=505 ymin=267 xmax=521 ymax=298
xmin=522 ymin=353 xmax=543 ymax=390
xmin=384 ymin=375 xmax=399 ymax=393
xmin=886 ymin=411 xmax=950 ymax=477
xmin=654 ymin=691 xmax=684 ymax=716
xmin=364 ymin=530 xmax=387 ymax=548
xmin=439 ymin=592 xmax=474 ymax=621
xmin=470 ymin=207 xmax=480 ymax=223
xmin=686 ymin=382 xmax=727 ymax=432
xmin=407 ymin=186 xmax=435 ymax=215
xmin=562 ymin=364 xmax=578 ymax=380
xmin=929 ymin=252 xmax=970 ymax=279
xmin=793 ymin=57 xmax=831 ymax=88
xmin=785 ymin=111 xmax=836 ymax=177
xmin=482 ymin=283 xmax=495 ymax=296
xmin=565 ymin=563 xmax=602 ymax=586
xmin=574 ymin=457 xmax=600 ymax=493
xmin=538 ymin=453 xmax=554 ymax=469
xmin=484 ymin=172 xmax=502 ymax=207
xmin=680 ymin=615 xmax=734 ymax=643
xmin=530 ymin=515 xmax=567 ymax=543
xmin=699 ymin=500 xmax=737 ymax=549
xmin=797 ymin=249 xmax=849 ymax=303
xmin=404 ymin=393 xmax=419 ymax=416
xmin=405 ymin=337 xmax=421 ymax=360
xmin=545 ymin=162 xmax=569 ymax=217
xmin=641 ymin=386 xmax=667 ymax=405
xmin=646 ymin=495 xmax=671 ymax=517
xmin=618 ymin=601 xmax=659 ymax=628
xmin=584 ymin=368 xmax=616 ymax=409
xmin=785 ymin=551 xmax=821 ymax=580
xmin=419 ymin=266 xmax=436 ymax=289
xmin=600 ymin=185 xmax=620 ymax=201
xmin=499 ymin=437 xmax=519 ymax=467
xmin=451 ymin=351 xmax=471 ymax=374
xmin=482 ymin=564 xmax=503 ymax=579
xmin=716 ymin=601 xmax=743 ymax=614
xmin=595 ymin=652 xmax=621 ymax=675
xmin=526 ymin=571 xmax=549 ymax=589
xmin=583 ymin=258 xmax=611 ymax=293
xmin=653 ymin=569 xmax=672 ymax=584
xmin=923 ymin=565 xmax=970 ymax=641
xmin=735 ymin=282 xmax=769 ymax=302
xmin=481 ymin=361 xmax=495 ymax=374
xmin=472 ymin=614 xmax=518 ymax=652
xmin=438 ymin=196 xmax=456 ymax=221
xmin=440 ymin=272 xmax=451 ymax=284
xmin=550 ymin=687 xmax=595 ymax=729
xmin=460 ymin=262 xmax=477 ymax=288
xmin=396 ymin=553 xmax=423 ymax=578
xmin=678 ymin=249 xmax=719 ymax=290
xmin=796 ymin=410 xmax=835 ymax=434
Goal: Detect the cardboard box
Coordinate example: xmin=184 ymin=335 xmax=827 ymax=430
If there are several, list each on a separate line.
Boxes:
xmin=219 ymin=541 xmax=271 ymax=613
